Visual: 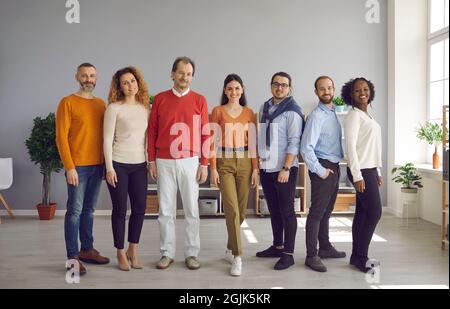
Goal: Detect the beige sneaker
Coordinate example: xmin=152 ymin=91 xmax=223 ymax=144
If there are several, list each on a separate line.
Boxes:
xmin=156 ymin=256 xmax=174 ymax=270
xmin=230 ymin=256 xmax=242 ymax=277
xmin=185 ymin=256 xmax=201 ymax=270
xmin=224 ymin=250 xmax=234 ymax=264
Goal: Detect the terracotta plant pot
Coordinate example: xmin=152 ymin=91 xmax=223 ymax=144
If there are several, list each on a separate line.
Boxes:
xmin=433 ymin=146 xmax=440 ymax=169
xmin=36 ymin=203 xmax=57 ymax=220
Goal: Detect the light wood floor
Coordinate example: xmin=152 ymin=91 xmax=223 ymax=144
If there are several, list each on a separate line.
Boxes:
xmin=0 ymin=214 xmax=448 ymax=289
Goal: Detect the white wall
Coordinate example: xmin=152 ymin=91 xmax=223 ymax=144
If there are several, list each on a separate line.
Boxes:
xmin=387 ymin=0 xmax=445 ymax=225
xmin=0 ymin=0 xmax=388 ymax=211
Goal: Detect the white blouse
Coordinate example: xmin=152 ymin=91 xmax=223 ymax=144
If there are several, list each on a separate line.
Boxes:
xmin=344 ymin=107 xmax=382 ymax=182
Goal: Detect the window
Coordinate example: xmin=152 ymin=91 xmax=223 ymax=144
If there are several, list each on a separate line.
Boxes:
xmin=429 ymin=0 xmax=449 ymax=34
xmin=429 ymin=38 xmax=449 ymax=121
xmin=427 ymin=0 xmax=449 ymax=160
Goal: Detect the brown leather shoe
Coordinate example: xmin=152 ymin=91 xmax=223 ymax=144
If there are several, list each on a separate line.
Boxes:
xmin=66 ymin=258 xmax=87 ymax=276
xmin=79 ymin=248 xmax=110 ymax=265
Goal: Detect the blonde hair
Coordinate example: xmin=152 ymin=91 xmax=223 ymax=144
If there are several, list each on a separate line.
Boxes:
xmin=108 ymin=66 xmax=149 ymax=107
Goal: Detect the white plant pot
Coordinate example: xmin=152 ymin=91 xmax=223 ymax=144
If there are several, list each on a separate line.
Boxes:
xmin=335 ymin=105 xmax=345 ymax=113
xmin=400 ymin=188 xmax=419 ymax=219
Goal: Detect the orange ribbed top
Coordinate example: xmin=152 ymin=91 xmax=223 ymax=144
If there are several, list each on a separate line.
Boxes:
xmin=56 ymin=94 xmax=106 ymax=170
xmin=209 ymin=106 xmax=258 ymax=170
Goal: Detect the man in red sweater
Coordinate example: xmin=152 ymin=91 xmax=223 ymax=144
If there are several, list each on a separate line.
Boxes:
xmin=148 ymin=57 xmax=210 ymax=270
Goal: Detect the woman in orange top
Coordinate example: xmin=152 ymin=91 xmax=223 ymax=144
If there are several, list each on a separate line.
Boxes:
xmin=210 ymin=74 xmax=258 ymax=277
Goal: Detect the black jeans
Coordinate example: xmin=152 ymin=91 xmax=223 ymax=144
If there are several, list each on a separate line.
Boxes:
xmin=107 ymin=161 xmax=148 ymax=250
xmin=347 ymin=167 xmax=382 ymax=260
xmin=260 ymin=167 xmax=298 ymax=254
xmin=306 ymin=159 xmax=339 ymax=257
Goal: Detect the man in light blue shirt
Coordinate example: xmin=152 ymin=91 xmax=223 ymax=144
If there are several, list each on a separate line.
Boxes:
xmin=256 ymin=72 xmax=304 ymax=271
xmin=300 ymin=76 xmax=346 ymax=273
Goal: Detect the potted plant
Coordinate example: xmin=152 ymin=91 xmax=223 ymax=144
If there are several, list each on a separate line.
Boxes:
xmin=391 ymin=163 xmax=424 ymax=219
xmin=416 ymin=121 xmax=443 ymax=169
xmin=25 ymin=113 xmax=63 ymax=220
xmin=333 ymin=96 xmax=346 ymax=113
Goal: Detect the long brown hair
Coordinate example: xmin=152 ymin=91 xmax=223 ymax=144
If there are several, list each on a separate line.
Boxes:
xmin=108 ymin=66 xmax=149 ymax=107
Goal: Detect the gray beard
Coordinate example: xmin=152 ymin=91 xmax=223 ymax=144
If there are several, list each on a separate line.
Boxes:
xmin=80 ymin=83 xmax=95 ymax=92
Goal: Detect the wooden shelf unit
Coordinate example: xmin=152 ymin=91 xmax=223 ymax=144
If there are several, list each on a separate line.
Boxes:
xmin=442 ymin=105 xmax=449 ymax=250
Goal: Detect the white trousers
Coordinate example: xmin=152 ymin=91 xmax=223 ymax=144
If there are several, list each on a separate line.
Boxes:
xmin=156 ymin=157 xmax=200 ymax=259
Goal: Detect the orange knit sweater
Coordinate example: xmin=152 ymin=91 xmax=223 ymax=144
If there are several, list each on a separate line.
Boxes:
xmin=56 ymin=94 xmax=106 ymax=170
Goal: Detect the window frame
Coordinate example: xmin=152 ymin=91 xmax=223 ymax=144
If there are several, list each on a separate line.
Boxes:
xmin=426 ymin=0 xmax=449 ymax=163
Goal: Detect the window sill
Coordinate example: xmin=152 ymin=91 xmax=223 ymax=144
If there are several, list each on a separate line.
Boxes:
xmin=414 ymin=164 xmax=443 ymax=181
xmin=414 ymin=163 xmax=442 ymax=175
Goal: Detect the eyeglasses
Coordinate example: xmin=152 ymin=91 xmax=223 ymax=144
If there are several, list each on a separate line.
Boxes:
xmin=272 ymin=82 xmax=290 ymax=89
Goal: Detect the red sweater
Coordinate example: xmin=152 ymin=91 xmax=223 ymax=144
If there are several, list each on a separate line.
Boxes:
xmin=148 ymin=90 xmax=210 ymax=165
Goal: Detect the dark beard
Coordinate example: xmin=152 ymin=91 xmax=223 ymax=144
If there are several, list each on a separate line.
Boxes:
xmin=320 ymin=96 xmax=333 ymax=104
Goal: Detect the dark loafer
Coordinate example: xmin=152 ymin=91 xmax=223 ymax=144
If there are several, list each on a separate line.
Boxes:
xmin=256 ymin=246 xmax=284 ymax=258
xmin=305 ymin=256 xmax=327 ymax=272
xmin=319 ymin=247 xmax=346 ymax=259
xmin=274 ymin=253 xmax=295 ymax=270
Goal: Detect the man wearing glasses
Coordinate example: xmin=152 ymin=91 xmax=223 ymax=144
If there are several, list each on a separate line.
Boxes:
xmin=256 ymin=72 xmax=304 ymax=270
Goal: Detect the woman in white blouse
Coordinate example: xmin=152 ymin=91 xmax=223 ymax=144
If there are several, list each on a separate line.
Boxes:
xmin=342 ymin=77 xmax=382 ymax=273
xmin=104 ymin=67 xmax=150 ymax=271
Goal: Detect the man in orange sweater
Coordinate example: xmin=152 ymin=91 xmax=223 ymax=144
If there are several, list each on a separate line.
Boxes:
xmin=56 ymin=63 xmax=110 ymax=276
xmin=148 ymin=57 xmax=210 ymax=270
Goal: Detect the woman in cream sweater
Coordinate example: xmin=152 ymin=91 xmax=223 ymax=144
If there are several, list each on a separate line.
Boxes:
xmin=104 ymin=67 xmax=150 ymax=271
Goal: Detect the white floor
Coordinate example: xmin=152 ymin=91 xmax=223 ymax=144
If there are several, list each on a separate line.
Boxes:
xmin=0 ymin=214 xmax=448 ymax=289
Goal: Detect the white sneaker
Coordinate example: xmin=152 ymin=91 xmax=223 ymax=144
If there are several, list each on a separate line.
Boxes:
xmin=230 ymin=257 xmax=242 ymax=277
xmin=224 ymin=250 xmax=234 ymax=264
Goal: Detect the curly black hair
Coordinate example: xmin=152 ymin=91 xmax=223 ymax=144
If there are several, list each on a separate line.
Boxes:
xmin=341 ymin=77 xmax=376 ymax=108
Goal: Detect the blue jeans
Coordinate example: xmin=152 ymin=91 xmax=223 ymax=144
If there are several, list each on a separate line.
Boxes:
xmin=64 ymin=165 xmax=104 ymax=258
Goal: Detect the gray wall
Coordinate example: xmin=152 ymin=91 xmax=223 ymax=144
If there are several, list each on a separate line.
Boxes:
xmin=0 ymin=0 xmax=387 ymax=211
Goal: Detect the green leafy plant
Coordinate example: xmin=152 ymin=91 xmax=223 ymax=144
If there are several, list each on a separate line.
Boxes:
xmin=149 ymin=95 xmax=155 ymax=105
xmin=416 ymin=122 xmax=443 ymax=147
xmin=25 ymin=113 xmax=63 ymax=205
xmin=332 ymin=96 xmax=345 ymax=106
xmin=391 ymin=163 xmax=423 ymax=189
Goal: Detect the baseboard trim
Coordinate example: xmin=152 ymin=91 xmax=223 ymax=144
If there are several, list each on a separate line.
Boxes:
xmin=384 ymin=206 xmax=402 ymax=217
xmin=1 ymin=206 xmax=396 ymax=218
xmin=0 ymin=210 xmax=113 ymax=216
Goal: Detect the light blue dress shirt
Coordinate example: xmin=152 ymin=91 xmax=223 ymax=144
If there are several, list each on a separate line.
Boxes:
xmin=300 ymin=102 xmax=344 ymax=178
xmin=258 ymin=99 xmax=303 ymax=173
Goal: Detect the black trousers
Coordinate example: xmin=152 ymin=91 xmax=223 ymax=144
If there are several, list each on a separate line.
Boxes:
xmin=306 ymin=159 xmax=340 ymax=257
xmin=107 ymin=161 xmax=148 ymax=250
xmin=347 ymin=167 xmax=382 ymax=260
xmin=260 ymin=167 xmax=298 ymax=254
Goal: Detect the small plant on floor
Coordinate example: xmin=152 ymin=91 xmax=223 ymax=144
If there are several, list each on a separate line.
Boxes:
xmin=391 ymin=163 xmax=423 ymax=191
xmin=25 ymin=113 xmax=63 ymax=219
